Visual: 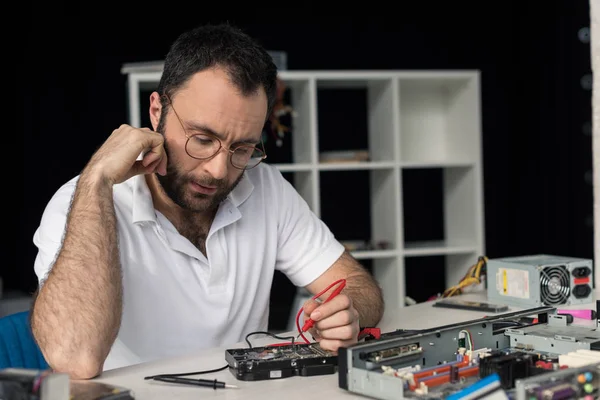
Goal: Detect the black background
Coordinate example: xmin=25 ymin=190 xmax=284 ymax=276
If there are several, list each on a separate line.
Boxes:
xmin=12 ymin=3 xmax=593 ymax=330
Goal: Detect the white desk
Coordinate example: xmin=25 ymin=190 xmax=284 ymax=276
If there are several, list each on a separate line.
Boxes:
xmin=93 ymin=291 xmax=599 ymax=399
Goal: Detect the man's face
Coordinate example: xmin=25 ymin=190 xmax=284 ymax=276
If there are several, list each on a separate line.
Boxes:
xmin=154 ymin=138 xmax=245 ymax=213
xmin=151 ymin=67 xmax=267 ymax=214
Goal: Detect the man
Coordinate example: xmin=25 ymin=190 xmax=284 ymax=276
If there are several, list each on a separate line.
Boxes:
xmin=30 ymin=23 xmax=384 ymax=380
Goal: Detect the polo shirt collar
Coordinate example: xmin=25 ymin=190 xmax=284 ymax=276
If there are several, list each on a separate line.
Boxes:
xmin=227 ymin=172 xmax=254 ymax=208
xmin=131 ymin=172 xmax=255 ymax=224
xmin=132 ymin=175 xmax=157 ymax=224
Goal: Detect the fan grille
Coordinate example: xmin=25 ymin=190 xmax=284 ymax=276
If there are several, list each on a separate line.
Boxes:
xmin=539 ymin=265 xmax=570 ymax=305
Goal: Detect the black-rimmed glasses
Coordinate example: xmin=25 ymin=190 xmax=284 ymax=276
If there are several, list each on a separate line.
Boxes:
xmin=165 ymin=95 xmax=267 ymax=170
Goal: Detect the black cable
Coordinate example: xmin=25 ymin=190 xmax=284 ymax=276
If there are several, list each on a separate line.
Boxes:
xmin=144 ymin=331 xmax=296 ymax=380
xmin=244 ymin=331 xmax=296 ymax=348
xmin=491 ymin=321 xmax=525 ymax=335
xmin=144 ymin=330 xmax=296 ymax=382
xmin=144 ymin=364 xmax=229 ymax=380
xmin=151 ymin=376 xmax=237 ymax=389
xmin=492 ymin=321 xmax=523 ymax=329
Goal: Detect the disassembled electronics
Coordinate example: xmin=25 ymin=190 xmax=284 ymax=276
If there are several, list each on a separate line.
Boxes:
xmin=0 ymin=368 xmax=134 ymax=399
xmin=338 ymin=306 xmax=600 ymax=399
xmin=0 ymin=368 xmax=69 ymax=400
xmin=486 ymin=254 xmax=594 ymax=308
xmin=225 ymin=342 xmax=337 ymax=381
xmin=432 ymin=298 xmax=509 ymax=313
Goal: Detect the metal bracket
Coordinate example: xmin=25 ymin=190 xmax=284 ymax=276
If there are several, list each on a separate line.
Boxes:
xmin=548 ymin=314 xmax=570 ymax=327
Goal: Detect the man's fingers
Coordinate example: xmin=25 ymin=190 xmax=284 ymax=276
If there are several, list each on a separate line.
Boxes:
xmin=313 ymin=309 xmax=356 ymax=330
xmin=126 ymin=158 xmax=164 ymax=178
xmin=126 ymin=160 xmax=153 ymax=180
xmin=87 ymin=124 xmax=167 ymax=185
xmin=138 ymin=126 xmax=164 ymax=153
xmin=139 ymin=136 xmax=167 ymax=175
xmin=142 ymin=151 xmax=158 ymax=167
xmin=307 ymin=328 xmax=321 ymax=342
xmin=310 ymin=294 xmax=352 ymax=322
xmin=142 ymin=142 xmax=165 ymax=165
xmin=145 ymin=158 xmax=162 ymax=173
xmin=302 ymin=299 xmax=320 ymax=321
xmin=315 ymin=324 xmax=358 ymax=341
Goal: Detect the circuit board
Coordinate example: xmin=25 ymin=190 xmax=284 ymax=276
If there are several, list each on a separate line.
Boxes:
xmin=225 ymin=343 xmax=338 ymax=381
xmin=377 ymin=347 xmax=598 ymax=399
xmin=338 ymin=307 xmax=600 ymax=399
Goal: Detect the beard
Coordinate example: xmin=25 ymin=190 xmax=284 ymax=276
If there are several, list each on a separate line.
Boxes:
xmin=155 ymin=115 xmax=244 ymax=213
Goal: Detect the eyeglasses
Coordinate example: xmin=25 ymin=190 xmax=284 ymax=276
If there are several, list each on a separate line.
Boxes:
xmin=165 ymin=95 xmax=267 ymax=170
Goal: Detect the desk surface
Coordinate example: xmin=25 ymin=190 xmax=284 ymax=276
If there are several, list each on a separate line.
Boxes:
xmin=93 ymin=291 xmax=599 ymax=399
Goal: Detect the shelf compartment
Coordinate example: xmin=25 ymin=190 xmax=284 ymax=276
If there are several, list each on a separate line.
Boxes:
xmin=403 ymin=252 xmax=483 ymax=301
xmin=264 ymin=78 xmax=315 ymax=165
xmin=316 ymin=78 xmax=397 ymax=163
xmin=319 ymin=168 xmax=399 ymax=251
xmin=404 ymin=255 xmax=447 ymax=303
xmin=319 ymin=170 xmax=372 ymax=243
xmin=402 ymin=167 xmax=445 ymax=244
xmin=401 ymin=165 xmax=482 ymax=287
xmin=402 ymin=166 xmax=480 ymax=247
xmin=403 ymin=248 xmax=482 ymax=290
xmin=398 ymin=74 xmax=480 ymax=164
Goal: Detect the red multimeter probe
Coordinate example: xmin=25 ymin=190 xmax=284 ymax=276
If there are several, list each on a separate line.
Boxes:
xmin=299 ymin=279 xmax=347 ymax=334
xmin=268 ymin=278 xmax=381 ymax=346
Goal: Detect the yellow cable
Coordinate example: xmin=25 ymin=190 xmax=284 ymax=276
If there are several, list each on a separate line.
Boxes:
xmin=440 ymin=256 xmax=488 ymax=298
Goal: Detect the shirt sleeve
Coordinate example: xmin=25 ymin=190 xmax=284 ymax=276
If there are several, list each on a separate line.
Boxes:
xmin=273 ymin=169 xmax=346 ymax=288
xmin=32 ymin=177 xmax=78 ymax=286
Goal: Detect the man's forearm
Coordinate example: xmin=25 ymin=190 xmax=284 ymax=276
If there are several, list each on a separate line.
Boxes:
xmin=31 ymin=171 xmax=122 ymax=379
xmin=338 ymin=253 xmax=384 ymax=327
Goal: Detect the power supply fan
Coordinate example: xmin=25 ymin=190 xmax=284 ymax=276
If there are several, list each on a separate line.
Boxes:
xmin=539 ymin=265 xmax=570 ymax=305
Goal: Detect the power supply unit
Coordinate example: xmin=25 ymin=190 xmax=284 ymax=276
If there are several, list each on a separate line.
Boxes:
xmin=486 ymin=254 xmax=594 ymax=308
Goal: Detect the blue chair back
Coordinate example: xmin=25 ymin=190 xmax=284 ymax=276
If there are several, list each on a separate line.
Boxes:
xmin=0 ymin=311 xmax=48 ymax=369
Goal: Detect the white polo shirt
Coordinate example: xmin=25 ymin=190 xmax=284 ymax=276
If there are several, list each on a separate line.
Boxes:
xmin=32 ymin=163 xmax=345 ymax=371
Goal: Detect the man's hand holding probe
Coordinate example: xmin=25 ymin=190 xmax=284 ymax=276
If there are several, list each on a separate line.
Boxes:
xmin=300 ymin=292 xmax=361 ymax=353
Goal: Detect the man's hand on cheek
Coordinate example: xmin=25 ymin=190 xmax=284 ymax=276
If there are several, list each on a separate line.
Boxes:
xmin=301 ymin=294 xmax=360 ymax=353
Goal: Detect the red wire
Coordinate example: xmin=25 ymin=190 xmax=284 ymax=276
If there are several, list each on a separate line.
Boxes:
xmin=267 ymin=279 xmax=347 ymax=347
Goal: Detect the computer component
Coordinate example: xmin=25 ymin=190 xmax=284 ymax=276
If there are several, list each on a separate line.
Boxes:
xmin=225 ymin=342 xmax=337 ymax=381
xmin=446 ymin=373 xmax=509 ymax=400
xmin=0 ymin=368 xmax=69 ymax=400
xmin=486 ymin=254 xmax=594 ymax=308
xmin=558 ymin=349 xmax=600 ymax=368
xmin=513 ymin=360 xmax=599 ymax=400
xmin=0 ymin=368 xmax=134 ymax=399
xmin=337 ymin=306 xmax=600 ymax=399
xmin=432 ymin=298 xmax=509 ymax=313
xmin=503 ymin=312 xmax=600 ymax=355
xmin=69 ymin=381 xmax=135 ymax=399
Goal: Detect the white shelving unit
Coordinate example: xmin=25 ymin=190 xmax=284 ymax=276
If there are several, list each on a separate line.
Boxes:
xmin=120 ymin=62 xmax=486 ymax=309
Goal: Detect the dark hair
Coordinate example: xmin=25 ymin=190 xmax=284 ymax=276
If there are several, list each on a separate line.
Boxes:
xmin=157 ymin=23 xmax=278 ymax=121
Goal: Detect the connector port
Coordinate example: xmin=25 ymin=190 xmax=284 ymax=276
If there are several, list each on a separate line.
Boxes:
xmin=573 ymin=284 xmax=591 ymax=298
xmin=572 ymin=266 xmax=591 ymax=278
